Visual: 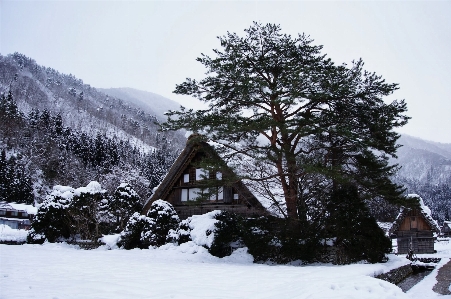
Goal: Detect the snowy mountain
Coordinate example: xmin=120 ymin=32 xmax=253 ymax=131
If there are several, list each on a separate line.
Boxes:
xmin=0 ymin=53 xmax=184 ymax=202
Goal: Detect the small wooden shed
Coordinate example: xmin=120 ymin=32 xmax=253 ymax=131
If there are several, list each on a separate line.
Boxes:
xmin=389 ymin=195 xmax=440 ymax=254
xmin=441 ymin=221 xmax=451 ymax=237
xmin=142 ymin=135 xmax=267 ymax=219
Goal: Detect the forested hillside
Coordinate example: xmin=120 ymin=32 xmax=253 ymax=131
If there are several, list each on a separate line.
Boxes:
xmin=0 ymin=53 xmax=184 ymax=204
xmin=393 ymin=135 xmax=451 ymax=224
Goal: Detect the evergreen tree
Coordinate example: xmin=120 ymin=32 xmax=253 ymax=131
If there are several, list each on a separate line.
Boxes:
xmin=118 ymin=200 xmax=180 ymax=249
xmin=0 ymin=90 xmax=19 ymax=117
xmin=27 ymin=191 xmax=72 ymax=243
xmin=162 ymin=22 xmax=409 ymax=219
xmin=0 ymin=150 xmax=34 ymax=204
xmin=326 ymin=184 xmax=391 ymax=264
xmin=109 ymin=183 xmax=143 ymax=232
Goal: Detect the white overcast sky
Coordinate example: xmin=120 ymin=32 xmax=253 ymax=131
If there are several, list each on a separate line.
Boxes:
xmin=1 ymin=0 xmax=450 ymax=143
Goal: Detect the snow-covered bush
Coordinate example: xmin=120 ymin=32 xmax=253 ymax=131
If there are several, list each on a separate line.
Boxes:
xmin=166 ymin=210 xmax=223 ymax=251
xmin=27 ymin=186 xmax=73 ymax=244
xmin=28 ymin=181 xmax=107 ymax=244
xmin=68 ymin=182 xmax=106 ymax=241
xmin=144 ymin=200 xmax=180 ymax=247
xmin=0 ymin=224 xmax=28 ymax=244
xmin=167 ymin=218 xmax=192 ymax=245
xmin=118 ymin=200 xmax=180 ymax=249
xmin=203 ymin=212 xmax=319 ymax=263
xmin=117 ymin=212 xmax=154 ymax=249
xmin=209 ymin=211 xmax=243 ymax=258
xmin=108 ymin=183 xmax=143 ymax=232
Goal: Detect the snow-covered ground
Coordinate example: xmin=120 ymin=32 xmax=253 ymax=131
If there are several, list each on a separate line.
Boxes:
xmin=1 ymin=235 xmax=450 ymax=299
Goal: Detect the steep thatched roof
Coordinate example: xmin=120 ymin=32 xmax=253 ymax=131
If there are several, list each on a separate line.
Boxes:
xmin=389 ymin=194 xmax=440 ymax=235
xmin=142 ymin=135 xmax=266 ymax=214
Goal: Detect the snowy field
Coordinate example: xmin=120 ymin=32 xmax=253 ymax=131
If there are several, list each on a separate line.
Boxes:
xmin=1 ymin=236 xmax=450 ymax=299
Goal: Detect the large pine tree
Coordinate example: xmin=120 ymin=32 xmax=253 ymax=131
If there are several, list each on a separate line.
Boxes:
xmin=162 ymin=22 xmax=409 ymax=219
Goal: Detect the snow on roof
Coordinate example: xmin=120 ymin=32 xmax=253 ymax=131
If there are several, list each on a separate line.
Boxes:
xmin=8 ymin=203 xmax=37 ymax=214
xmin=390 ymin=194 xmax=440 ymax=234
xmin=0 ymin=201 xmax=37 ymax=214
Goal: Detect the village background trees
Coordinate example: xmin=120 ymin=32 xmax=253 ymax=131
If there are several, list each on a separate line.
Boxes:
xmin=162 ymin=22 xmax=409 ymax=222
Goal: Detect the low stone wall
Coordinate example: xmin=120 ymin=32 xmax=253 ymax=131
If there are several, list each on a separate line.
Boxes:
xmin=376 ymin=264 xmax=413 ymax=284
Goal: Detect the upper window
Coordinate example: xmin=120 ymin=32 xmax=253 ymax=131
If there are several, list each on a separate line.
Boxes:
xmin=183 ymin=174 xmax=190 ymax=183
xmin=196 ymin=168 xmax=209 ymax=181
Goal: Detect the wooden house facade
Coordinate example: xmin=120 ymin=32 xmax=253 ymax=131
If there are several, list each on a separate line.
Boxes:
xmin=142 ymin=137 xmax=267 ymax=219
xmin=389 ymin=202 xmax=440 ymax=254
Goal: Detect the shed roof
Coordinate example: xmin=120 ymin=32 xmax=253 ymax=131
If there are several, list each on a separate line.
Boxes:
xmin=389 ymin=194 xmax=440 ymax=235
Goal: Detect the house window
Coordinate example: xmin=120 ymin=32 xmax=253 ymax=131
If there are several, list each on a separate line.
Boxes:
xmin=183 ymin=174 xmax=189 ymax=183
xmin=196 ymin=169 xmax=209 ymax=181
xmin=189 ymin=188 xmax=201 ymax=200
xmin=181 ymin=188 xmax=202 ymax=201
xmin=218 ymin=187 xmax=223 ymax=200
xmin=0 ymin=210 xmax=5 ymax=216
xmin=233 ymin=194 xmax=239 ymax=200
xmin=181 ymin=189 xmax=188 ymax=201
xmin=10 ymin=211 xmax=18 ymax=217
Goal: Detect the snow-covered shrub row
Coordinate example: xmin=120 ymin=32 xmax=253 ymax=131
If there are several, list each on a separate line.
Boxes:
xmin=27 ymin=181 xmax=143 ymax=244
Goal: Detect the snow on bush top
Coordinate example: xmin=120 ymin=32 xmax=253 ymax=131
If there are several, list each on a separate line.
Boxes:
xmin=117 ymin=183 xmax=139 ymax=197
xmin=75 ymin=181 xmax=105 ymax=196
xmin=0 ymin=224 xmax=28 ymax=242
xmin=44 ymin=181 xmax=105 ymax=203
xmin=39 ymin=181 xmax=106 ymax=210
xmin=150 ymin=199 xmax=178 ymax=216
xmin=184 ymin=210 xmax=221 ymax=248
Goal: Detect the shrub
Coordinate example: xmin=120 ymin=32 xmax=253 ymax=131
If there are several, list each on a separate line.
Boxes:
xmin=118 ymin=200 xmax=180 ymax=249
xmin=27 ymin=191 xmax=72 ymax=244
xmin=117 ymin=212 xmax=155 ymax=249
xmin=326 ymin=184 xmax=392 ymax=264
xmin=167 ymin=219 xmax=191 ymax=245
xmin=209 ymin=211 xmax=243 ymax=258
xmin=109 ymin=183 xmax=143 ymax=232
xmin=27 ymin=182 xmax=107 ymax=244
xmin=208 ymin=212 xmax=319 ymax=263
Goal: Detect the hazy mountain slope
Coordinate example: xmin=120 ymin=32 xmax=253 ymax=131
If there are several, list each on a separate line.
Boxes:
xmin=394 ymin=135 xmax=451 ymax=185
xmin=393 ymin=135 xmax=451 ymax=223
xmin=99 ymin=87 xmax=182 ymax=121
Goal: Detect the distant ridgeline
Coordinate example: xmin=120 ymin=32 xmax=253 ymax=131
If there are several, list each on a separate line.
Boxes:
xmin=0 ymin=53 xmax=185 ymax=203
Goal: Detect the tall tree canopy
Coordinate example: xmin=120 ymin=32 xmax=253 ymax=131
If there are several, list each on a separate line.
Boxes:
xmin=163 ymin=22 xmax=409 ymax=219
